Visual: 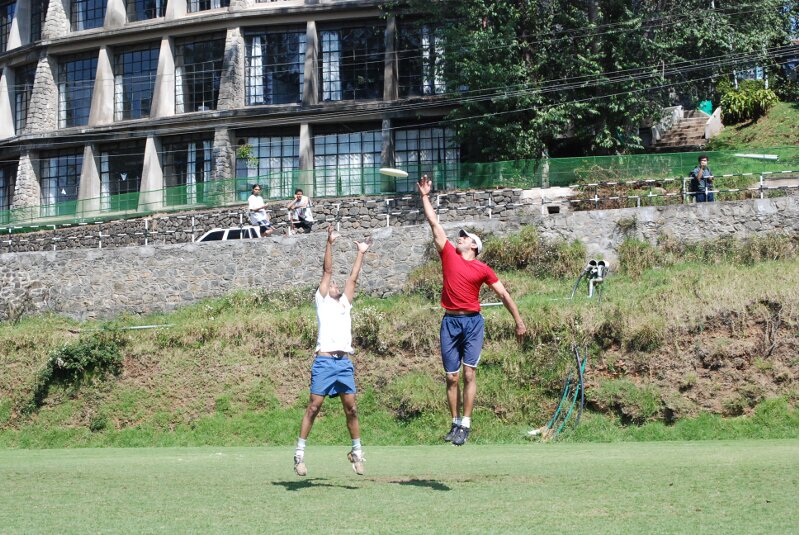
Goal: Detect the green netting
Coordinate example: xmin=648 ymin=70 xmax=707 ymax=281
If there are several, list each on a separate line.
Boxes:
xmin=1 ymin=147 xmax=796 ymax=229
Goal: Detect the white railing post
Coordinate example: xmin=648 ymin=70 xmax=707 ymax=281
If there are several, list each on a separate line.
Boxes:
xmin=759 ymin=174 xmax=764 ymax=199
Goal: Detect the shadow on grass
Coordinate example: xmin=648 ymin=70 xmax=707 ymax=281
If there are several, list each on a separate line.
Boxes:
xmin=393 ymin=478 xmax=451 ymax=491
xmin=273 ymin=478 xmax=360 ymax=491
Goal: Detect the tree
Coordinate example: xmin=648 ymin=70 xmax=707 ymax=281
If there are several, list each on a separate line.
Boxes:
xmin=387 ymin=0 xmax=797 ymax=159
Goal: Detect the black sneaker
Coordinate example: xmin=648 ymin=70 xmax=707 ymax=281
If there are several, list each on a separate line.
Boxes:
xmin=444 ymin=423 xmax=459 ymax=442
xmin=452 ymin=425 xmax=470 ymax=446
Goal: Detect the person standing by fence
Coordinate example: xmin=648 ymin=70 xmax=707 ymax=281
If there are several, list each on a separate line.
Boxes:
xmin=689 ymin=155 xmax=715 ymax=202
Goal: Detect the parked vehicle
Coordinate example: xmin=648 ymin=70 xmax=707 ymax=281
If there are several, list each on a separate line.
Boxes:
xmin=196 ymin=226 xmax=261 ymax=242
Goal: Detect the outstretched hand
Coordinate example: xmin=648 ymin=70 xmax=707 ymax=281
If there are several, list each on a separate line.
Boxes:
xmin=416 ymin=174 xmax=432 ymax=196
xmin=354 ymin=237 xmax=373 ymax=254
xmin=327 ymin=224 xmax=339 ymax=244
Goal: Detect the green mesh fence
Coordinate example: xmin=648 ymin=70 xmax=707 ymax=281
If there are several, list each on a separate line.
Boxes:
xmin=1 ymin=147 xmax=796 ymax=229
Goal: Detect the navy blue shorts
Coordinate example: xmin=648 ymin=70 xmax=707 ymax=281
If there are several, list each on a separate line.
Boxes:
xmin=440 ymin=313 xmax=485 ymax=374
xmin=309 ymin=355 xmax=357 ymax=397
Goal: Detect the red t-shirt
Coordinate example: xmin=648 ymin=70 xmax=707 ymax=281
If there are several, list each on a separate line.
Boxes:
xmin=440 ymin=241 xmax=499 ymax=312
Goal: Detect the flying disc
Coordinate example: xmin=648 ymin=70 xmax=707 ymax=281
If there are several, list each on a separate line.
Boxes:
xmin=379 ymin=167 xmax=409 ymax=178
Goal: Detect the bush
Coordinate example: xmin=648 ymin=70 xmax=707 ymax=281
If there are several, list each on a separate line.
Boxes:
xmin=590 ymin=379 xmax=663 ymax=425
xmin=617 ymin=239 xmax=662 ymax=277
xmin=481 ymin=226 xmax=586 ymax=278
xmin=720 ymin=80 xmax=778 ymax=123
xmin=26 ymin=331 xmax=125 ymax=414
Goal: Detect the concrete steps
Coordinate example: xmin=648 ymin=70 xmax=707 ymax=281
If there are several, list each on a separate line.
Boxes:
xmin=654 ymin=110 xmax=709 ymax=150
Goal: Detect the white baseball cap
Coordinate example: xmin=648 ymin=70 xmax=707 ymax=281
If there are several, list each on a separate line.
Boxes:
xmin=459 ymin=229 xmax=482 ymax=254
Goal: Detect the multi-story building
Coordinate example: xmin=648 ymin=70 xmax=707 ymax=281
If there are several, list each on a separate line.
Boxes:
xmin=0 ymin=0 xmax=460 ymax=222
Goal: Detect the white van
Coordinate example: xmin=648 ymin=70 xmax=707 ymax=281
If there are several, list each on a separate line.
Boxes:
xmin=196 ymin=226 xmax=261 ymax=242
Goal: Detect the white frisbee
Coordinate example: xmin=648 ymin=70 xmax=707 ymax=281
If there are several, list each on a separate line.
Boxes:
xmin=379 ymin=167 xmax=409 ymax=178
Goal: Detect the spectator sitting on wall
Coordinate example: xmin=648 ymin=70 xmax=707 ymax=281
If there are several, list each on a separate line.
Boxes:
xmin=288 ymin=188 xmax=314 ymax=234
xmin=689 ymin=155 xmax=715 ymax=203
xmin=247 ymin=184 xmax=274 ymax=237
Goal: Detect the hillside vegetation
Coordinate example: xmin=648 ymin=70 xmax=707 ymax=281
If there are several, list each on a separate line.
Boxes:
xmin=0 ymin=228 xmax=797 ymax=447
xmin=709 ymin=101 xmax=799 ymax=150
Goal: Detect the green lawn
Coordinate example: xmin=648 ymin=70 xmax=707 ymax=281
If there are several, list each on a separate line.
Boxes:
xmin=2 ymin=440 xmax=797 ymax=534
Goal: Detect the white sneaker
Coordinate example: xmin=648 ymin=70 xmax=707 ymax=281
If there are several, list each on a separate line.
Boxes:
xmin=294 ymin=454 xmax=307 ymax=477
xmin=347 ymin=449 xmax=365 ymax=475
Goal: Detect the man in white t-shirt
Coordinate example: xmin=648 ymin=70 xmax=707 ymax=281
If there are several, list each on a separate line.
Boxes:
xmin=287 ymin=188 xmax=314 ymax=234
xmin=246 ymin=184 xmax=273 ymax=237
xmin=293 ymin=224 xmax=371 ymax=477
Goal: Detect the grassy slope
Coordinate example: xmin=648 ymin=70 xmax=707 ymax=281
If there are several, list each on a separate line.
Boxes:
xmin=708 ymin=101 xmax=799 ymax=150
xmin=0 ymin=256 xmax=797 ymax=447
xmin=1 ymin=441 xmax=797 ymax=534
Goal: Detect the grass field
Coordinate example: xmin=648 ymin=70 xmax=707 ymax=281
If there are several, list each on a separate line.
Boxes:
xmin=2 ymin=440 xmax=797 ymax=534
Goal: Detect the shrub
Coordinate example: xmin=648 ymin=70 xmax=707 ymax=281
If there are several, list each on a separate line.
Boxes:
xmin=26 ymin=331 xmax=125 ymax=414
xmin=404 ymin=261 xmax=442 ymax=301
xmin=617 ymin=239 xmax=662 ymax=277
xmin=590 ymin=379 xmax=663 ymax=425
xmin=481 ymin=226 xmax=586 ymax=278
xmin=720 ymin=80 xmax=778 ymax=123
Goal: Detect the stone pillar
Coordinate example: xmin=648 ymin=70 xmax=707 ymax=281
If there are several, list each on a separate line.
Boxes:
xmin=77 ymin=144 xmax=101 ymax=215
xmin=299 ymin=123 xmax=314 ymax=197
xmin=138 ymin=136 xmax=164 ymax=212
xmin=104 ymin=0 xmax=127 ymax=29
xmin=217 ymin=28 xmax=244 ymax=111
xmin=8 ymin=0 xmax=31 ymax=49
xmin=27 ymin=55 xmax=58 ymax=133
xmin=43 ymin=0 xmax=70 ymax=40
xmin=303 ymin=21 xmax=318 ymax=105
xmin=89 ymin=46 xmax=114 ymax=126
xmin=11 ymin=152 xmax=40 ymax=211
xmin=381 ymin=118 xmax=395 ymax=191
xmin=151 ymin=37 xmax=175 ymax=118
xmin=384 ymin=15 xmax=398 ymax=101
xmin=0 ymin=68 xmax=15 ymax=139
xmin=211 ymin=127 xmax=235 ymax=203
xmin=165 ymin=0 xmax=186 ymax=20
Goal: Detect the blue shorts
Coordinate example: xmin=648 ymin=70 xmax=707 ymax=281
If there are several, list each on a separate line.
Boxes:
xmin=310 ymin=355 xmax=357 ymax=397
xmin=440 ymin=313 xmax=485 ymax=374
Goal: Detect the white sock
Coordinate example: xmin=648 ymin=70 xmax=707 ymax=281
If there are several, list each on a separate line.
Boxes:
xmin=462 ymin=416 xmax=472 ymax=429
xmin=452 ymin=417 xmax=461 ymax=426
xmin=352 ymin=438 xmax=362 ymax=451
xmin=295 ymin=438 xmax=306 ymax=457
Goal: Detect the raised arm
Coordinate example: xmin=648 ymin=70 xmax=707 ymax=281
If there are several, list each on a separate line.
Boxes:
xmin=319 ymin=225 xmax=337 ymax=297
xmin=416 ymin=175 xmax=447 ymax=253
xmin=489 ymin=280 xmax=527 ymax=342
xmin=344 ymin=238 xmax=372 ymax=302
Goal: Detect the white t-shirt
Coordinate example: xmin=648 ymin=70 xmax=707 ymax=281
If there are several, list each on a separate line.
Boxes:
xmin=290 ymin=195 xmax=314 ymax=222
xmin=315 ymin=289 xmax=353 ymax=353
xmin=248 ymin=194 xmax=266 ymax=212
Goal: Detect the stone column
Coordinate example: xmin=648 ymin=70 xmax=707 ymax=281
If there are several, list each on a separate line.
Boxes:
xmin=27 ymin=55 xmax=58 ymax=133
xmin=211 ymin=127 xmax=235 ymax=203
xmin=381 ymin=118 xmax=395 ymax=191
xmin=43 ymin=0 xmax=70 ymax=40
xmin=299 ymin=123 xmax=314 ymax=197
xmin=8 ymin=0 xmax=31 ymax=49
xmin=217 ymin=28 xmax=244 ymax=111
xmin=138 ymin=136 xmax=164 ymax=212
xmin=11 ymin=153 xmax=40 ymax=211
xmin=303 ymin=21 xmax=318 ymax=105
xmin=0 ymin=68 xmax=15 ymax=139
xmin=89 ymin=46 xmax=114 ymax=126
xmin=383 ymin=15 xmax=398 ymax=101
xmin=104 ymin=0 xmax=127 ymax=29
xmin=77 ymin=144 xmax=101 ymax=215
xmin=165 ymin=0 xmax=186 ymax=20
xmin=151 ymin=37 xmax=175 ymax=118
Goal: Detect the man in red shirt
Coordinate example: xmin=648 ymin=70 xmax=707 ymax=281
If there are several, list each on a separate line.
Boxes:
xmin=417 ymin=175 xmax=527 ymax=445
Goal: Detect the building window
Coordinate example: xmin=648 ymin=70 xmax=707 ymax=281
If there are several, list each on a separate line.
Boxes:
xmin=175 ymin=35 xmax=225 ymax=113
xmin=245 ymin=30 xmax=305 ymax=106
xmin=320 ymin=26 xmax=384 ymax=102
xmin=395 ymin=127 xmax=459 ymax=191
xmin=99 ymin=141 xmax=145 ymax=211
xmin=162 ymin=134 xmax=213 ymax=206
xmin=40 ymin=149 xmax=81 ymax=217
xmin=30 ymin=0 xmax=48 ymax=41
xmin=398 ymin=25 xmax=446 ymax=97
xmin=70 ymin=0 xmax=106 ymax=31
xmin=314 ymin=128 xmax=381 ymax=196
xmin=58 ymin=53 xmax=97 ymax=128
xmin=14 ymin=64 xmax=37 ymax=133
xmin=0 ymin=162 xmax=15 ymax=216
xmin=126 ymin=0 xmax=165 ymax=22
xmin=235 ymin=135 xmax=299 ymax=201
xmin=187 ymin=0 xmax=229 ymax=13
xmin=114 ymin=44 xmax=159 ymax=121
xmin=1 ymin=0 xmax=15 ymax=53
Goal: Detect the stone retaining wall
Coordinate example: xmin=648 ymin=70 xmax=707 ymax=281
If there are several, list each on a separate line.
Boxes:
xmin=1 ymin=197 xmax=796 ymax=321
